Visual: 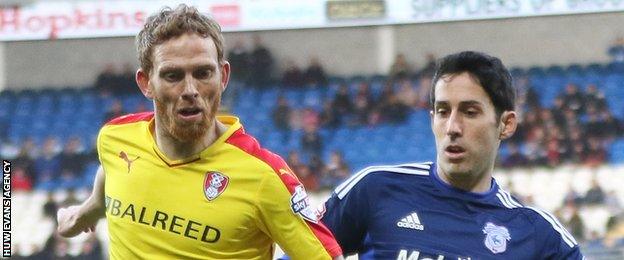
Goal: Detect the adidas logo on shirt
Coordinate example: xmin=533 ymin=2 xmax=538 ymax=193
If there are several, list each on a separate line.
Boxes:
xmin=397 ymin=212 xmax=424 ymax=230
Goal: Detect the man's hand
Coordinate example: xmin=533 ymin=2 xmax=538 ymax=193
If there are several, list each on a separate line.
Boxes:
xmin=57 ymin=205 xmax=83 ymax=237
xmin=57 ymin=166 xmax=106 ymax=237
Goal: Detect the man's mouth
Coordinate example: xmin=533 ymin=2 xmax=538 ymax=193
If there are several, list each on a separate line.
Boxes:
xmin=444 ymin=145 xmax=466 ymax=161
xmin=177 ymin=107 xmax=203 ymax=120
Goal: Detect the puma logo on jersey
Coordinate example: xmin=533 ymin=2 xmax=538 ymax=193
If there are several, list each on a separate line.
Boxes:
xmin=119 ymin=151 xmax=140 ymax=173
xmin=397 ymin=212 xmax=424 ymax=230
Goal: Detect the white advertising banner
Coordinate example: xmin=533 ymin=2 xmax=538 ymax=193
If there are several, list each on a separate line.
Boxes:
xmin=386 ymin=0 xmax=624 ymax=24
xmin=0 ymin=0 xmax=622 ymax=41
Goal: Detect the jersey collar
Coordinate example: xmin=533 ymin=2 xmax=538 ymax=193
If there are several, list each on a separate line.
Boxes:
xmin=147 ymin=115 xmax=242 ymax=167
xmin=429 ymin=163 xmax=500 ymax=200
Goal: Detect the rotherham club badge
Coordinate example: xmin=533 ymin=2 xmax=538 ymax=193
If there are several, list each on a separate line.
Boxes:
xmin=204 ymin=172 xmax=229 ymax=201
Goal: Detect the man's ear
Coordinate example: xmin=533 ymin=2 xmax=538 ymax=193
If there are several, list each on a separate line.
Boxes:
xmin=499 ymin=111 xmax=518 ymax=140
xmin=136 ymin=69 xmax=153 ymax=99
xmin=220 ymin=61 xmax=231 ymax=92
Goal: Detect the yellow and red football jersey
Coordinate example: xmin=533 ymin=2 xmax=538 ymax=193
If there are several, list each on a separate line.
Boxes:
xmin=97 ymin=112 xmax=341 ymax=259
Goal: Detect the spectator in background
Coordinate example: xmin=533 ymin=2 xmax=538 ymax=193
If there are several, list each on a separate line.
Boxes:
xmin=388 ymin=53 xmax=412 ymax=80
xmin=584 ymin=178 xmax=606 ymax=205
xmin=34 ymin=137 xmax=62 ymax=189
xmin=308 ymin=155 xmax=326 ymax=179
xmin=272 ymin=96 xmax=292 ymax=132
xmin=352 ymin=93 xmax=373 ymax=126
xmin=13 ymin=138 xmax=37 ymax=183
xmin=104 ymin=99 xmax=125 ymax=122
xmin=396 ymin=79 xmax=418 ymax=108
xmin=561 ymin=83 xmax=586 ymax=114
xmin=286 ymin=151 xmax=305 ymax=175
xmin=76 ymin=233 xmax=103 ymax=260
xmin=12 ymin=167 xmax=32 ymax=191
xmin=249 ymin=35 xmax=274 ymax=88
xmin=59 ymin=137 xmax=87 ymax=188
xmin=43 ymin=192 xmax=58 ymax=219
xmin=551 ymin=97 xmax=567 ymax=129
xmin=304 ymin=57 xmax=328 ymax=87
xmin=502 ymin=143 xmax=528 ymax=168
xmin=608 ymin=36 xmax=624 ymax=62
xmin=564 ymin=185 xmax=583 ymax=206
xmin=351 ymin=82 xmax=375 ymax=125
xmin=227 ymin=40 xmax=250 ymax=82
xmin=321 ymin=151 xmax=350 ymax=190
xmin=94 ymin=63 xmax=118 ymax=96
xmin=301 ymin=125 xmax=323 ymax=159
xmin=569 ymin=141 xmax=587 ymax=164
xmin=563 ymin=109 xmax=582 ymax=135
xmin=319 ymin=101 xmax=340 ymax=128
xmin=332 ymin=83 xmax=353 ymax=121
xmin=301 ymin=107 xmax=320 ymax=130
xmin=296 ymin=166 xmax=318 ymax=192
xmin=415 ymin=75 xmax=432 ymax=108
xmin=601 ymin=110 xmax=622 ymax=140
xmin=120 ymin=63 xmax=140 ymax=95
xmin=419 ymin=52 xmax=437 ymax=76
xmin=282 ymin=59 xmax=304 ymax=88
xmin=584 ymin=137 xmax=607 ymax=166
xmin=565 ymin=206 xmax=586 ymax=242
xmin=380 ymin=93 xmax=411 ymax=124
xmin=377 ymin=81 xmax=394 ymax=108
xmin=545 ymin=139 xmax=563 ymax=167
xmin=585 ymin=110 xmax=603 ymax=139
xmin=585 ymin=84 xmax=608 ymax=111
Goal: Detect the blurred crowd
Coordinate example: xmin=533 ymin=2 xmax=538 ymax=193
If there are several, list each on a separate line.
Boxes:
xmin=504 ymin=79 xmax=622 ymax=168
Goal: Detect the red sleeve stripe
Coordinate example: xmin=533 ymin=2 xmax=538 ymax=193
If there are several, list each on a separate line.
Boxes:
xmin=105 ymin=112 xmax=154 ymax=125
xmin=226 ymin=128 xmax=343 ymax=257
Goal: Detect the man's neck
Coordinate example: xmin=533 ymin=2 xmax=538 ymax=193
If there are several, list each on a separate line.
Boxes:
xmin=153 ymin=119 xmax=226 ymax=160
xmin=436 ymin=165 xmax=493 ymax=193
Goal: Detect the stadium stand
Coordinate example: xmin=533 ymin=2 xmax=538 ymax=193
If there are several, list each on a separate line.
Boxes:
xmin=3 ymin=57 xmax=624 ymax=258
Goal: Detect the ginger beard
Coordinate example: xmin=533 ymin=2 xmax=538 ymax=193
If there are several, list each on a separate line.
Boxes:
xmin=154 ymin=90 xmax=221 ymax=143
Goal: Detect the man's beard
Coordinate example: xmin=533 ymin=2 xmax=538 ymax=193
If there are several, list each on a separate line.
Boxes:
xmin=155 ymin=98 xmax=218 ymax=142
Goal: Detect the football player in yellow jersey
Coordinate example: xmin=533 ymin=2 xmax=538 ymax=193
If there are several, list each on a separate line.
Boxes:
xmin=56 ymin=4 xmax=343 ymax=260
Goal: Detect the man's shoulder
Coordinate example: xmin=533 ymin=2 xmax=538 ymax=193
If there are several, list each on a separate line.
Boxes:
xmin=513 ymin=205 xmax=579 ymax=248
xmin=225 ymin=128 xmax=290 ymax=177
xmin=332 ymin=162 xmax=433 ymax=200
xmin=105 ymin=112 xmax=154 ymax=126
xmin=98 ymin=112 xmax=153 ymax=145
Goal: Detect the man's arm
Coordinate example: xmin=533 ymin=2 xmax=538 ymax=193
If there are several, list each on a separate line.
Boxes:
xmin=57 ymin=165 xmax=106 ymax=237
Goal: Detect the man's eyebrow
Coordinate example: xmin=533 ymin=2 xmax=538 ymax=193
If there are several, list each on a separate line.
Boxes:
xmin=458 ymin=100 xmax=484 ymax=107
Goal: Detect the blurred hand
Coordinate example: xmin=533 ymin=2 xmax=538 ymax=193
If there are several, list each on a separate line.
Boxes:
xmin=57 ymin=206 xmax=82 ymax=237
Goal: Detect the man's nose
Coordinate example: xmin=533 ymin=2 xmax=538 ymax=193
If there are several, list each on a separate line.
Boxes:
xmin=446 ymin=111 xmax=463 ymax=139
xmin=181 ymin=76 xmax=199 ymax=99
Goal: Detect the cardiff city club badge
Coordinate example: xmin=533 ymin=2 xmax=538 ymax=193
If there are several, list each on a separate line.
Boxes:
xmin=483 ymin=222 xmax=511 ymax=254
xmin=204 ymin=172 xmax=229 ymax=201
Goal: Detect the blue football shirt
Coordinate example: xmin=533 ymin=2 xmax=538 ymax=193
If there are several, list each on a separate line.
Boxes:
xmin=320 ymin=162 xmax=584 ymax=259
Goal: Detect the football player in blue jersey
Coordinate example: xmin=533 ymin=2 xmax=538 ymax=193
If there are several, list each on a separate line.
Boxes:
xmin=313 ymin=51 xmax=583 ymax=259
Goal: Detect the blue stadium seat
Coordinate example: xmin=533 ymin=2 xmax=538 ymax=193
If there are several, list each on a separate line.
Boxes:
xmin=609 ymin=139 xmax=624 ymax=163
xmin=302 ymin=89 xmax=323 ymax=110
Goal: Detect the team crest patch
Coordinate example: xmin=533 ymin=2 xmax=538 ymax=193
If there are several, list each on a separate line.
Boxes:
xmin=204 ymin=172 xmax=229 ymax=201
xmin=483 ymin=222 xmax=511 ymax=254
xmin=290 ymin=185 xmax=318 ymax=223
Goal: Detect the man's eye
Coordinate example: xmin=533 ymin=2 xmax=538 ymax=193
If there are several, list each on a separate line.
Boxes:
xmin=163 ymin=72 xmax=181 ymax=81
xmin=436 ymin=108 xmax=449 ymax=115
xmin=194 ymin=70 xmax=211 ymax=79
xmin=465 ymin=109 xmax=479 ymax=117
